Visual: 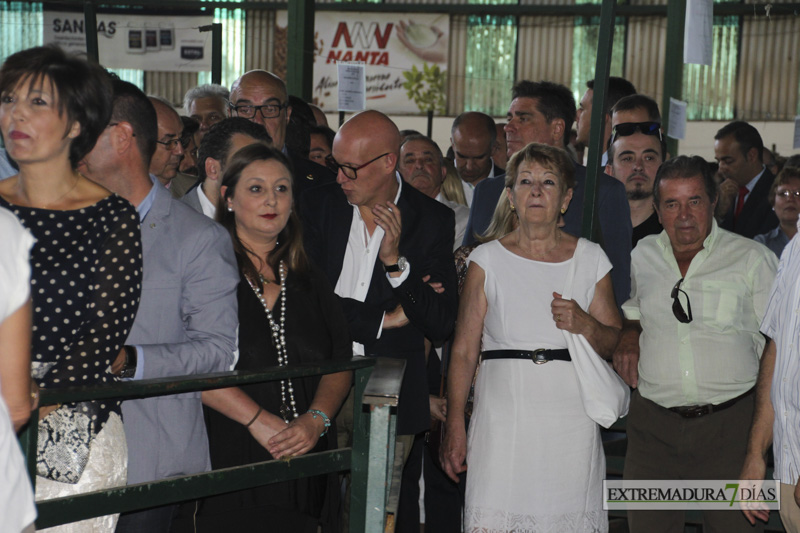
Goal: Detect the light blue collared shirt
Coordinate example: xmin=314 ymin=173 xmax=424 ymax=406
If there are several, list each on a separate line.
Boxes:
xmin=126 ymin=176 xmax=159 ymax=380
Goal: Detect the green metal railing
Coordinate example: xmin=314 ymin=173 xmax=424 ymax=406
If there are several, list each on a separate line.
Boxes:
xmin=21 ymin=357 xmax=405 ymax=532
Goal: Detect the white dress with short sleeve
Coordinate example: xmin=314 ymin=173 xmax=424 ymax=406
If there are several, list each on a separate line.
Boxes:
xmin=465 ymin=238 xmax=610 ymax=533
xmin=0 ymin=207 xmax=37 ymax=532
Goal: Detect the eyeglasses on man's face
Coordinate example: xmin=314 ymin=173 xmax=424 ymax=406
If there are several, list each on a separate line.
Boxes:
xmin=156 ymin=138 xmax=182 ymax=151
xmin=325 ymin=152 xmax=391 ymax=180
xmin=228 ymin=101 xmax=287 ymax=120
xmin=671 ymin=278 xmax=693 ymax=324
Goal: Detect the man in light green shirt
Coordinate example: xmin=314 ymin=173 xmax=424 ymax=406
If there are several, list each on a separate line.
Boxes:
xmin=614 ymin=155 xmax=777 ymax=533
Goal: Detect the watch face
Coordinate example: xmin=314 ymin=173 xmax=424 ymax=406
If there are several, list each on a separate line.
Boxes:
xmin=398 ymin=256 xmax=408 ymax=271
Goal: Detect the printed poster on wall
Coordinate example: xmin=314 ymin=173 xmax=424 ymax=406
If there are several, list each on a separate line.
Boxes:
xmin=43 ymin=8 xmax=213 ymax=72
xmin=273 ymin=11 xmax=449 ymax=115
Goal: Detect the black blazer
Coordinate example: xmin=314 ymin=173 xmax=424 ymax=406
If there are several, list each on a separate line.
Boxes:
xmin=302 ymin=181 xmax=458 ymax=435
xmin=720 ymin=168 xmax=779 ymax=238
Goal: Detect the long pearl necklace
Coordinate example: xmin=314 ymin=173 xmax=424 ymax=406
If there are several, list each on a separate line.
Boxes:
xmin=246 ymin=261 xmax=298 ymax=422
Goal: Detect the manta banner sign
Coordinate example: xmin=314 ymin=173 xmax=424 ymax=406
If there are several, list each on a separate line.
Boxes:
xmin=273 ymin=11 xmax=449 ymax=115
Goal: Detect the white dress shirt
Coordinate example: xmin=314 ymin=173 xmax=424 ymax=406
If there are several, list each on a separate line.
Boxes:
xmin=622 ymin=221 xmax=777 ymax=407
xmin=760 ymin=219 xmax=800 ymax=484
xmin=334 ymin=173 xmax=410 ymax=355
xmin=197 ymin=184 xmax=217 ymax=220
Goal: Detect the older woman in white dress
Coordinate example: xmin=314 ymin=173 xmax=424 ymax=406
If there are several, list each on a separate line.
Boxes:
xmin=441 ymin=143 xmax=622 ymax=532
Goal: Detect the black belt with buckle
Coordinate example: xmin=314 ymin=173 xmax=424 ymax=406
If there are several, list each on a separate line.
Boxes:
xmin=667 ymin=387 xmax=755 ymax=419
xmin=482 ymin=349 xmax=571 ymax=365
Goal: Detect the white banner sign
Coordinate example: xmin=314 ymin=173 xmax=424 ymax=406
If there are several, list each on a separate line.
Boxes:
xmin=275 ymin=11 xmax=449 ymax=115
xmin=43 ymin=10 xmax=213 ymax=72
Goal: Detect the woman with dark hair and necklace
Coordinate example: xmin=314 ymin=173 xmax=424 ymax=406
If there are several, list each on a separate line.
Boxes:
xmin=183 ymin=143 xmax=352 ymax=532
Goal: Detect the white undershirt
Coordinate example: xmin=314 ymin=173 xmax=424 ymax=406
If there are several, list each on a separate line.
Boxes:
xmin=334 ymin=173 xmax=410 ymax=355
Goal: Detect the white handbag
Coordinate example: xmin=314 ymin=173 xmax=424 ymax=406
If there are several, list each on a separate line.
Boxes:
xmin=560 ymin=239 xmax=630 ymax=428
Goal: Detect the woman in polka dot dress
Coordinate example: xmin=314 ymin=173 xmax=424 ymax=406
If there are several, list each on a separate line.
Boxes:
xmin=0 ymin=46 xmax=142 ymax=532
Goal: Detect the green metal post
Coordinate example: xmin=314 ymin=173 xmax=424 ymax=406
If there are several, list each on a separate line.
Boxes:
xmin=287 ymin=0 xmax=314 ymax=100
xmin=581 ymin=0 xmax=617 ymax=241
xmin=662 ymin=0 xmax=686 ymax=157
xmin=83 ymin=1 xmax=99 ymax=63
xmin=365 ymin=405 xmax=392 ymax=532
xmin=349 ymin=364 xmax=372 ymax=533
xmin=211 ymin=23 xmax=223 ymax=85
xmin=199 ymin=23 xmax=223 ymax=85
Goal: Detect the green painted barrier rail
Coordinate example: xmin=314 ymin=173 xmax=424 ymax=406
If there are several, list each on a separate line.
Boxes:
xmin=20 ymin=356 xmax=405 ymax=532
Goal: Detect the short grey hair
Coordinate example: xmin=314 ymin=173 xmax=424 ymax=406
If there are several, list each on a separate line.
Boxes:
xmin=183 ymin=84 xmax=230 ymax=114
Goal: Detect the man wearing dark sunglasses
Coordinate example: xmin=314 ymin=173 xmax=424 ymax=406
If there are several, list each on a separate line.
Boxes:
xmin=614 ymin=155 xmax=777 ymax=533
xmin=714 ymin=121 xmax=779 ymax=238
xmin=606 ymin=121 xmax=666 ymax=246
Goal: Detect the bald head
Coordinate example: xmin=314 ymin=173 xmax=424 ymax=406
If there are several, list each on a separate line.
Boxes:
xmin=338 ymin=110 xmax=401 ymax=162
xmin=331 ymin=110 xmax=401 ymax=207
xmin=451 ymin=111 xmax=496 ymax=185
xmin=148 ymin=97 xmax=184 ymax=186
xmin=229 ymin=70 xmax=291 ymax=149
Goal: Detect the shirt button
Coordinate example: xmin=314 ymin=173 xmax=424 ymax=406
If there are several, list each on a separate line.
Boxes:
xmin=360 ymin=282 xmax=365 ymax=286
xmin=684 ymin=371 xmax=689 ymax=377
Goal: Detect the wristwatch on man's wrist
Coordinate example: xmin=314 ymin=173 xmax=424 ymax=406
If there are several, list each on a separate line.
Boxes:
xmin=119 ymin=345 xmax=137 ymax=379
xmin=384 ymin=256 xmax=408 ymax=273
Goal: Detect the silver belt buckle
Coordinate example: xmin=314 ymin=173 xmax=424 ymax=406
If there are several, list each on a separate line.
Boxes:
xmin=532 ymin=349 xmax=548 ymax=365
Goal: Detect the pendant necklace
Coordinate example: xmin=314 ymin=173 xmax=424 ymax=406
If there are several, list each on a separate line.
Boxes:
xmin=246 ymin=261 xmax=298 ymax=422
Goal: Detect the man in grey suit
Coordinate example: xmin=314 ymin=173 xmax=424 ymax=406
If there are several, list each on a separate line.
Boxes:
xmin=181 ymin=117 xmax=271 ymax=219
xmin=79 ymin=79 xmax=239 ymax=532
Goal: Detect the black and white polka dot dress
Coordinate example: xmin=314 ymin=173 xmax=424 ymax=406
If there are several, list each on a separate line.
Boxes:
xmin=0 ymin=194 xmax=142 ymax=439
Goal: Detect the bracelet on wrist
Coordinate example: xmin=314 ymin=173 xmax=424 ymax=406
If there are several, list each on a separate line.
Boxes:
xmin=307 ymin=408 xmax=331 ymax=437
xmin=245 ymin=406 xmax=263 ymax=428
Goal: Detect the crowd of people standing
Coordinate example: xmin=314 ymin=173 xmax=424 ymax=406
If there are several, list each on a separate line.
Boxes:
xmin=2 ymin=43 xmax=800 ymax=533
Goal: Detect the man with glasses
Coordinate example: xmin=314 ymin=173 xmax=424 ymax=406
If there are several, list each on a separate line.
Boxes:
xmin=228 ymin=70 xmax=333 ymax=202
xmin=302 ymin=110 xmax=458 ymax=533
xmin=605 ymin=121 xmax=666 ymax=246
xmin=715 ymin=121 xmax=779 ymax=238
xmin=148 ymin=96 xmax=185 ymax=189
xmin=614 ymin=155 xmax=777 ymax=533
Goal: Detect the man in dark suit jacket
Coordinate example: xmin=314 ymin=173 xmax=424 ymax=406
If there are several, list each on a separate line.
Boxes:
xmin=714 ymin=121 xmax=779 ymax=238
xmin=228 ymin=70 xmax=335 ymax=201
xmin=463 ymin=80 xmax=632 ymax=307
xmin=302 ymin=110 xmax=458 ymax=533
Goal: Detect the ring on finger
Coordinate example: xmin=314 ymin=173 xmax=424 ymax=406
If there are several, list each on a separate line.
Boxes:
xmin=555 ymin=314 xmax=561 ymax=322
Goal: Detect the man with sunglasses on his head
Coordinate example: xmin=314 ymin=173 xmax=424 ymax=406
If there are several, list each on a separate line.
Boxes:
xmin=614 ymin=155 xmax=777 ymax=533
xmin=605 ymin=120 xmax=666 ymax=247
xmin=228 ymin=70 xmax=334 ymax=206
xmin=302 ymin=110 xmax=458 ymax=533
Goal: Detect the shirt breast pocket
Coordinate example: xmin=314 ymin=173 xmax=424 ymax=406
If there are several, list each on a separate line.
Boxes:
xmin=701 ymin=280 xmax=744 ymax=332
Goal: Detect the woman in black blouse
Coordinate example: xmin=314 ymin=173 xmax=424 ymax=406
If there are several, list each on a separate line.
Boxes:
xmin=176 ymin=143 xmax=351 ymax=532
xmin=0 ymin=46 xmax=142 ymax=532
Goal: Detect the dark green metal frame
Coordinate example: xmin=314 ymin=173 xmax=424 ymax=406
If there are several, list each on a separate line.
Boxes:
xmin=22 ymin=357 xmax=403 ymax=531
